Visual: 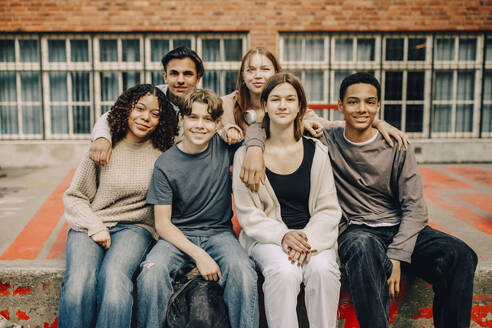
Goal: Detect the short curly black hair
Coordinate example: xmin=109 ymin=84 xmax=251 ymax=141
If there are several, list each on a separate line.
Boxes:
xmin=107 ymin=84 xmax=178 ymax=152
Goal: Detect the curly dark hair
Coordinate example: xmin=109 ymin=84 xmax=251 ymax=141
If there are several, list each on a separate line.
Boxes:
xmin=107 ymin=84 xmax=178 ymax=152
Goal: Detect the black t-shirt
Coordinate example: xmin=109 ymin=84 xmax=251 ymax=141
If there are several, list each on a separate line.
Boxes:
xmin=266 ymin=137 xmax=315 ymax=229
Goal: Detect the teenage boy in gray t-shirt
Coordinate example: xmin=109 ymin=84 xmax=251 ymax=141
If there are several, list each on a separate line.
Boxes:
xmin=137 ymin=89 xmax=258 ymax=328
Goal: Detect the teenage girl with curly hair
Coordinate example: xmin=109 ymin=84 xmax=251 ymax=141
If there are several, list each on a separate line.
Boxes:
xmin=58 ymin=84 xmax=178 ymax=328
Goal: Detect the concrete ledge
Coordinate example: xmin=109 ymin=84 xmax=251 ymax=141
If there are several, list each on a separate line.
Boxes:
xmin=1 ymin=139 xmax=492 ymax=168
xmin=1 ymin=265 xmax=490 ymax=327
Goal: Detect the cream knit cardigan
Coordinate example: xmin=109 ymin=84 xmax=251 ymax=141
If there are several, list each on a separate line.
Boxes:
xmin=232 ymin=138 xmax=342 ymax=256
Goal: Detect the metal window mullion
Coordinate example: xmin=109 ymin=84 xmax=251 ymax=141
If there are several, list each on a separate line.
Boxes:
xmin=451 ymin=70 xmax=458 ymax=134
xmin=15 ymin=72 xmax=22 ymax=138
xmin=67 ymin=72 xmax=74 ymax=137
xmin=401 ymin=70 xmax=408 ymax=132
xmin=42 ymin=72 xmax=51 ymax=138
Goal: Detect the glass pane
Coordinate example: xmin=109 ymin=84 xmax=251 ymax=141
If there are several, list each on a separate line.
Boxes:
xmin=0 ymin=106 xmax=18 ymax=134
xmin=384 ymin=105 xmax=401 ymax=130
xmin=0 ymin=72 xmax=17 ymax=101
xmin=284 ymin=38 xmax=302 ymax=61
xmin=224 ymin=71 xmax=237 ymax=95
xmin=202 ymin=71 xmax=220 ymax=93
xmin=386 ymin=38 xmax=404 ymax=61
xmin=0 ymin=40 xmax=15 ymax=62
xmin=122 ymin=72 xmax=140 ymax=90
xmin=173 ymin=39 xmax=191 ymax=49
xmin=224 ymin=39 xmax=243 ymax=61
xmin=457 ymin=71 xmax=474 ymax=101
xmin=70 ymin=39 xmax=89 ymax=62
xmin=407 ymin=71 xmax=425 ymax=100
xmin=151 ymin=39 xmax=169 ymax=62
xmin=334 ymin=71 xmax=352 ymax=101
xmin=151 ymin=71 xmax=164 ymax=85
xmin=458 ymin=38 xmax=476 ymax=61
xmin=49 ymin=72 xmax=68 ymax=101
xmin=100 ymin=39 xmax=117 ymax=62
xmin=48 ymin=39 xmax=66 ymax=62
xmin=408 ymin=38 xmax=426 ymax=61
xmin=20 ymin=72 xmax=41 ymax=101
xmin=19 ymin=39 xmax=39 ymax=62
xmin=486 ymin=38 xmax=492 ymax=61
xmin=101 ymin=105 xmax=112 ymax=114
xmin=122 ymin=39 xmax=140 ymax=62
xmin=434 ymin=71 xmax=453 ymax=100
xmin=51 ymin=106 xmax=68 ymax=134
xmin=406 ymin=105 xmax=424 ymax=132
xmin=335 ymin=38 xmax=353 ymax=61
xmin=203 ymin=39 xmax=220 ymax=62
xmin=73 ymin=106 xmax=91 ymax=134
xmin=482 ymin=104 xmax=492 ymax=132
xmin=455 ymin=104 xmax=473 ymax=132
xmin=305 ymin=71 xmax=324 ymax=102
xmin=433 ymin=105 xmax=451 ymax=132
xmin=71 ymin=72 xmax=90 ymax=101
xmin=357 ymin=38 xmax=375 ymax=61
xmin=22 ymin=105 xmax=41 ymax=134
xmin=384 ymin=71 xmax=403 ymax=100
xmin=436 ymin=38 xmax=455 ymax=61
xmin=100 ymin=72 xmax=119 ymax=102
xmin=306 ymin=38 xmax=324 ymax=62
xmin=484 ymin=71 xmax=492 ymax=101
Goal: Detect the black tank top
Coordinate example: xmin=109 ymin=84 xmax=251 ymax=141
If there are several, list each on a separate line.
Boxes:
xmin=266 ymin=137 xmax=315 ymax=229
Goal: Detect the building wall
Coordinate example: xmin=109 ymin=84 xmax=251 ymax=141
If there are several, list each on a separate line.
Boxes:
xmin=1 ymin=0 xmax=492 ymax=53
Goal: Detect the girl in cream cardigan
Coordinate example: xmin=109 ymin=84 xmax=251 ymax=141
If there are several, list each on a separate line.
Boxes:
xmin=232 ymin=72 xmax=342 ymax=328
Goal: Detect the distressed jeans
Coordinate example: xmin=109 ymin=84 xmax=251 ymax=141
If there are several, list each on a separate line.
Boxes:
xmin=137 ymin=230 xmax=259 ymax=328
xmin=58 ymin=224 xmax=154 ymax=328
xmin=338 ymin=225 xmax=477 ymax=328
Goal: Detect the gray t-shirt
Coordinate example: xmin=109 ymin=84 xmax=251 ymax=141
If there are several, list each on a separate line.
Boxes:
xmin=146 ymin=134 xmax=237 ymax=236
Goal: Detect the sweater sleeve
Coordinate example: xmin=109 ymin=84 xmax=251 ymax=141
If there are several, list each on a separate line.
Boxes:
xmin=63 ymin=154 xmax=108 ymax=236
xmin=301 ymin=147 xmax=342 ymax=253
xmin=244 ymin=122 xmax=266 ymax=150
xmin=387 ymin=145 xmax=428 ymax=263
xmin=91 ymin=111 xmax=111 ymax=143
xmin=232 ymin=147 xmax=289 ymax=245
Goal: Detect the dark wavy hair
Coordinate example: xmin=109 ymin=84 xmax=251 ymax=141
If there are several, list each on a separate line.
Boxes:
xmin=161 ymin=46 xmax=204 ymax=78
xmin=233 ymin=47 xmax=282 ymax=134
xmin=107 ymin=84 xmax=178 ymax=152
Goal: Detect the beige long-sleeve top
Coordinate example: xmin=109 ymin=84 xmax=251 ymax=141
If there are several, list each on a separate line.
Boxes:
xmin=232 ymin=138 xmax=342 ymax=256
xmin=63 ymin=138 xmax=162 ymax=237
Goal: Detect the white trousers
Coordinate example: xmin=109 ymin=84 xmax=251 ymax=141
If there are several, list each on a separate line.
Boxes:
xmin=251 ymin=243 xmax=341 ymax=328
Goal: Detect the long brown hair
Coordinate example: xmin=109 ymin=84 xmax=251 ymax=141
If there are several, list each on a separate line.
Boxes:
xmin=233 ymin=47 xmax=282 ymax=134
xmin=261 ymin=72 xmax=307 ymax=141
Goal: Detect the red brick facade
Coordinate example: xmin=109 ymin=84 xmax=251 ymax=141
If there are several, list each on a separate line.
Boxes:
xmin=1 ymin=0 xmax=491 ymax=53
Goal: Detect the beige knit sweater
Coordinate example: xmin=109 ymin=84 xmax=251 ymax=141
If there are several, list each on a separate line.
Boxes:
xmin=63 ymin=138 xmax=162 ymax=237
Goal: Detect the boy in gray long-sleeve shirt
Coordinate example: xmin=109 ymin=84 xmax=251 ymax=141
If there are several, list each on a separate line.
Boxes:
xmin=244 ymin=72 xmax=477 ymax=328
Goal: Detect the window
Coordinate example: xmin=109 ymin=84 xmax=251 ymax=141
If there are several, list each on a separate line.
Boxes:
xmin=0 ymin=33 xmax=247 ymax=140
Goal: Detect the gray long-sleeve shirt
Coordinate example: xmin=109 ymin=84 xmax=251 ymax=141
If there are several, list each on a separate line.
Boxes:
xmin=322 ymin=127 xmax=428 ymax=263
xmin=246 ymin=123 xmax=428 ymax=263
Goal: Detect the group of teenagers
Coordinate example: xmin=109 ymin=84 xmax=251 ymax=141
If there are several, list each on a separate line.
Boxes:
xmin=58 ymin=46 xmax=478 ymax=328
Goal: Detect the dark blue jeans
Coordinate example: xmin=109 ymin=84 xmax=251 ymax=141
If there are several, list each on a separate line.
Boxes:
xmin=338 ymin=225 xmax=477 ymax=328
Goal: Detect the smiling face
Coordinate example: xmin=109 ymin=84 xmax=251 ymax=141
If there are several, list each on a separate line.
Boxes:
xmin=265 ymin=82 xmax=300 ymax=129
xmin=126 ymin=94 xmax=160 ymax=143
xmin=242 ymin=53 xmax=276 ymax=97
xmin=163 ymin=57 xmax=201 ymax=104
xmin=338 ymin=82 xmax=380 ymax=141
xmin=180 ymin=101 xmax=219 ymax=154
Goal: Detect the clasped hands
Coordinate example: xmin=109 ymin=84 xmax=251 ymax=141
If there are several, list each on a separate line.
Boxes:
xmin=281 ymin=231 xmax=312 ymax=267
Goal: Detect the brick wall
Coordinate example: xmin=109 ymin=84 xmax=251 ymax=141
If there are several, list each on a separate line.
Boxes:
xmin=1 ymin=0 xmax=491 ymax=54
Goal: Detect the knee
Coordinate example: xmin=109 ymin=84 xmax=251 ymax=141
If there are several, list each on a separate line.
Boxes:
xmin=264 ymin=262 xmax=301 ymax=286
xmin=98 ymin=267 xmax=133 ymax=298
xmin=224 ymin=256 xmax=257 ymax=286
xmin=137 ymin=260 xmax=170 ymax=290
xmin=340 ymin=233 xmax=378 ymax=262
xmin=446 ymin=239 xmax=478 ymax=273
xmin=307 ymin=259 xmax=341 ymax=283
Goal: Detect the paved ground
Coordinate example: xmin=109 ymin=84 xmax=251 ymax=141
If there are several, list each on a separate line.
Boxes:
xmin=0 ymin=164 xmax=491 ymax=327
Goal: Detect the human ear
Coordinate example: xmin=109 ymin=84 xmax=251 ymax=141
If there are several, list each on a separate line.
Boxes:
xmin=337 ymin=99 xmax=344 ymax=114
xmin=162 ymin=71 xmax=168 ymax=84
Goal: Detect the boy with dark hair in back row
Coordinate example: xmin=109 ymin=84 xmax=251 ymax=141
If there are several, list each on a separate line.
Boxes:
xmin=136 ymin=88 xmax=259 ymax=328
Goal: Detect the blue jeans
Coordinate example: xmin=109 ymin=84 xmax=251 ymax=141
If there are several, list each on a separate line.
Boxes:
xmin=58 ymin=224 xmax=153 ymax=328
xmin=137 ymin=230 xmax=259 ymax=328
xmin=338 ymin=225 xmax=477 ymax=328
